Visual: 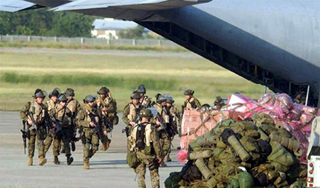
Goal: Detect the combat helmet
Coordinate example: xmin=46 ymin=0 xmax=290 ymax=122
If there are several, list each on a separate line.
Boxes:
xmin=139 ymin=108 xmax=153 ymax=118
xmin=166 ymin=96 xmax=175 ymax=104
xmin=65 ymin=88 xmax=75 ymax=97
xmin=135 ymin=84 xmax=146 ymax=94
xmin=184 ymin=89 xmax=194 ymax=96
xmin=83 ymin=95 xmax=96 ymax=103
xmin=157 ymin=94 xmax=167 ymax=103
xmin=49 ymin=88 xmax=60 ymax=98
xmin=97 ymin=87 xmax=110 ymax=95
xmin=33 ymin=89 xmax=47 ymax=99
xmin=130 ymin=91 xmax=141 ymax=99
xmin=201 ymin=104 xmax=211 ymax=112
xmin=58 ymin=94 xmax=68 ymax=102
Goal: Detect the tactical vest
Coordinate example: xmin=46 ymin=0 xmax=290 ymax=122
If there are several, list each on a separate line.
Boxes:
xmin=128 ymin=103 xmax=139 ymax=122
xmin=55 ymin=105 xmax=71 ymax=127
xmin=96 ymin=96 xmax=115 ymax=118
xmin=185 ymin=98 xmax=196 ymax=110
xmin=140 ymin=96 xmax=151 ymax=107
xmin=169 ymin=106 xmax=178 ymax=122
xmin=83 ymin=105 xmax=99 ymax=124
xmin=47 ymin=99 xmax=55 ymax=112
xmin=29 ymin=100 xmax=45 ymax=123
xmin=154 ymin=103 xmax=169 ymax=123
xmin=130 ymin=123 xmax=152 ymax=151
xmin=67 ymin=99 xmax=78 ymax=114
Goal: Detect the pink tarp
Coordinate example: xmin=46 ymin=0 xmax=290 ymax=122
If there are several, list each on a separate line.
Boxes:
xmin=180 ymin=93 xmax=318 ymax=163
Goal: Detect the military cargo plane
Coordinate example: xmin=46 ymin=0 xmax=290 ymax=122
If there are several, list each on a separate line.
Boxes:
xmin=1 ymin=0 xmax=320 ymax=106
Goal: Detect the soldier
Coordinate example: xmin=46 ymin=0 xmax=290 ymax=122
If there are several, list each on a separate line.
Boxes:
xmin=96 ymin=87 xmax=118 ymax=151
xmin=182 ymin=89 xmax=201 ymax=114
xmin=64 ymin=88 xmax=81 ymax=152
xmin=152 ymin=94 xmax=170 ymax=167
xmin=20 ymin=89 xmax=49 ymax=166
xmin=122 ymin=91 xmax=142 ymax=151
xmin=128 ymin=108 xmax=163 ymax=188
xmin=50 ymin=94 xmax=74 ymax=165
xmin=135 ymin=84 xmax=152 ymax=108
xmin=78 ymin=95 xmax=108 ymax=169
xmin=213 ymin=96 xmax=225 ymax=110
xmin=44 ymin=88 xmax=60 ymax=156
xmin=165 ymin=96 xmax=180 ymax=162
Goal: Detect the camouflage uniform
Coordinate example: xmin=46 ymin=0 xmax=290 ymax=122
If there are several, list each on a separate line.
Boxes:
xmin=140 ymin=95 xmax=152 ymax=108
xmin=129 ymin=110 xmax=162 ymax=188
xmin=20 ymin=89 xmax=48 ymax=166
xmin=65 ymin=93 xmax=81 ymax=151
xmin=44 ymin=98 xmax=58 ymax=155
xmin=96 ymin=89 xmax=118 ymax=151
xmin=153 ymin=101 xmax=170 ymax=167
xmin=182 ymin=90 xmax=201 ymax=114
xmin=123 ymin=100 xmax=142 ymax=151
xmin=165 ymin=101 xmax=180 ymax=161
xmin=78 ymin=97 xmax=106 ymax=169
xmin=135 ymin=84 xmax=152 ymax=108
xmin=183 ymin=97 xmax=201 ymax=111
xmin=51 ymin=95 xmax=74 ymax=165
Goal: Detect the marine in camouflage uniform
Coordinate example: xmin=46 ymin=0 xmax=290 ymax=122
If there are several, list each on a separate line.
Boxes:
xmin=20 ymin=89 xmax=49 ymax=166
xmin=122 ymin=91 xmax=142 ymax=151
xmin=182 ymin=89 xmax=201 ymax=114
xmin=129 ymin=108 xmax=163 ymax=188
xmin=165 ymin=96 xmax=180 ymax=162
xmin=44 ymin=88 xmax=60 ymax=157
xmin=51 ymin=94 xmax=74 ymax=165
xmin=135 ymin=84 xmax=152 ymax=108
xmin=63 ymin=88 xmax=81 ymax=153
xmin=96 ymin=87 xmax=118 ymax=151
xmin=152 ymin=94 xmax=170 ymax=167
xmin=78 ymin=95 xmax=107 ymax=169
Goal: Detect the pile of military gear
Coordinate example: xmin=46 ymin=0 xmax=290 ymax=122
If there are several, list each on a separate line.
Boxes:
xmin=165 ymin=113 xmax=307 ymax=188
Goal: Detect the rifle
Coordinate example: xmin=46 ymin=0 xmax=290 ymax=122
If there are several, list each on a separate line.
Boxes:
xmin=49 ymin=115 xmax=66 ymax=138
xmin=156 ymin=113 xmax=167 ymax=131
xmin=88 ymin=112 xmax=105 ymax=142
xmin=20 ymin=120 xmax=28 ymax=154
xmin=25 ymin=110 xmax=38 ymax=131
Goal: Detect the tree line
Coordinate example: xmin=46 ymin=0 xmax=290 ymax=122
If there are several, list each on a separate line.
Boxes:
xmin=0 ymin=9 xmax=96 ymax=37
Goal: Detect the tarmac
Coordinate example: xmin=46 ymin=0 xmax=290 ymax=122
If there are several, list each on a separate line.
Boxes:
xmin=0 ymin=111 xmax=183 ymax=188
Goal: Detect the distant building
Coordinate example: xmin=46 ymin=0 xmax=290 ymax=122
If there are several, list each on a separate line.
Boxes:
xmin=91 ymin=18 xmax=138 ymax=39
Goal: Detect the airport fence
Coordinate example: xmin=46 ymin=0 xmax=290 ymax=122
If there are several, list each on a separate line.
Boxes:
xmin=0 ymin=35 xmax=178 ymax=47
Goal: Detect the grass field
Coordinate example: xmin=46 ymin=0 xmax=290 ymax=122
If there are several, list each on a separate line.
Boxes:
xmin=0 ymin=48 xmax=267 ymax=111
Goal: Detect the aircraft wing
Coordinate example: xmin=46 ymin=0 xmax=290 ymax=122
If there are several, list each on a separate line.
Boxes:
xmin=53 ymin=0 xmax=211 ymax=11
xmin=0 ymin=0 xmax=36 ymax=12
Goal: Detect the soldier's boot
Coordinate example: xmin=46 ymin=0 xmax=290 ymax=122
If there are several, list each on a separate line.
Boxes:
xmin=160 ymin=161 xmax=167 ymax=167
xmin=84 ymin=160 xmax=90 ymax=169
xmin=39 ymin=156 xmax=47 ymax=166
xmin=67 ymin=155 xmax=73 ymax=165
xmin=71 ymin=142 xmax=76 ymax=152
xmin=166 ymin=154 xmax=172 ymax=162
xmin=28 ymin=157 xmax=33 ymax=166
xmin=54 ymin=156 xmax=60 ymax=165
xmin=106 ymin=139 xmax=111 ymax=150
xmin=100 ymin=144 xmax=106 ymax=151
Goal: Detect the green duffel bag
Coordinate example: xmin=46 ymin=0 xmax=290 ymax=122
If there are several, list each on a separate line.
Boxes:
xmin=126 ymin=151 xmax=140 ymax=168
xmin=227 ymin=177 xmax=240 ymax=188
xmin=267 ymin=141 xmax=295 ymax=167
xmin=238 ymin=171 xmax=254 ymax=188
